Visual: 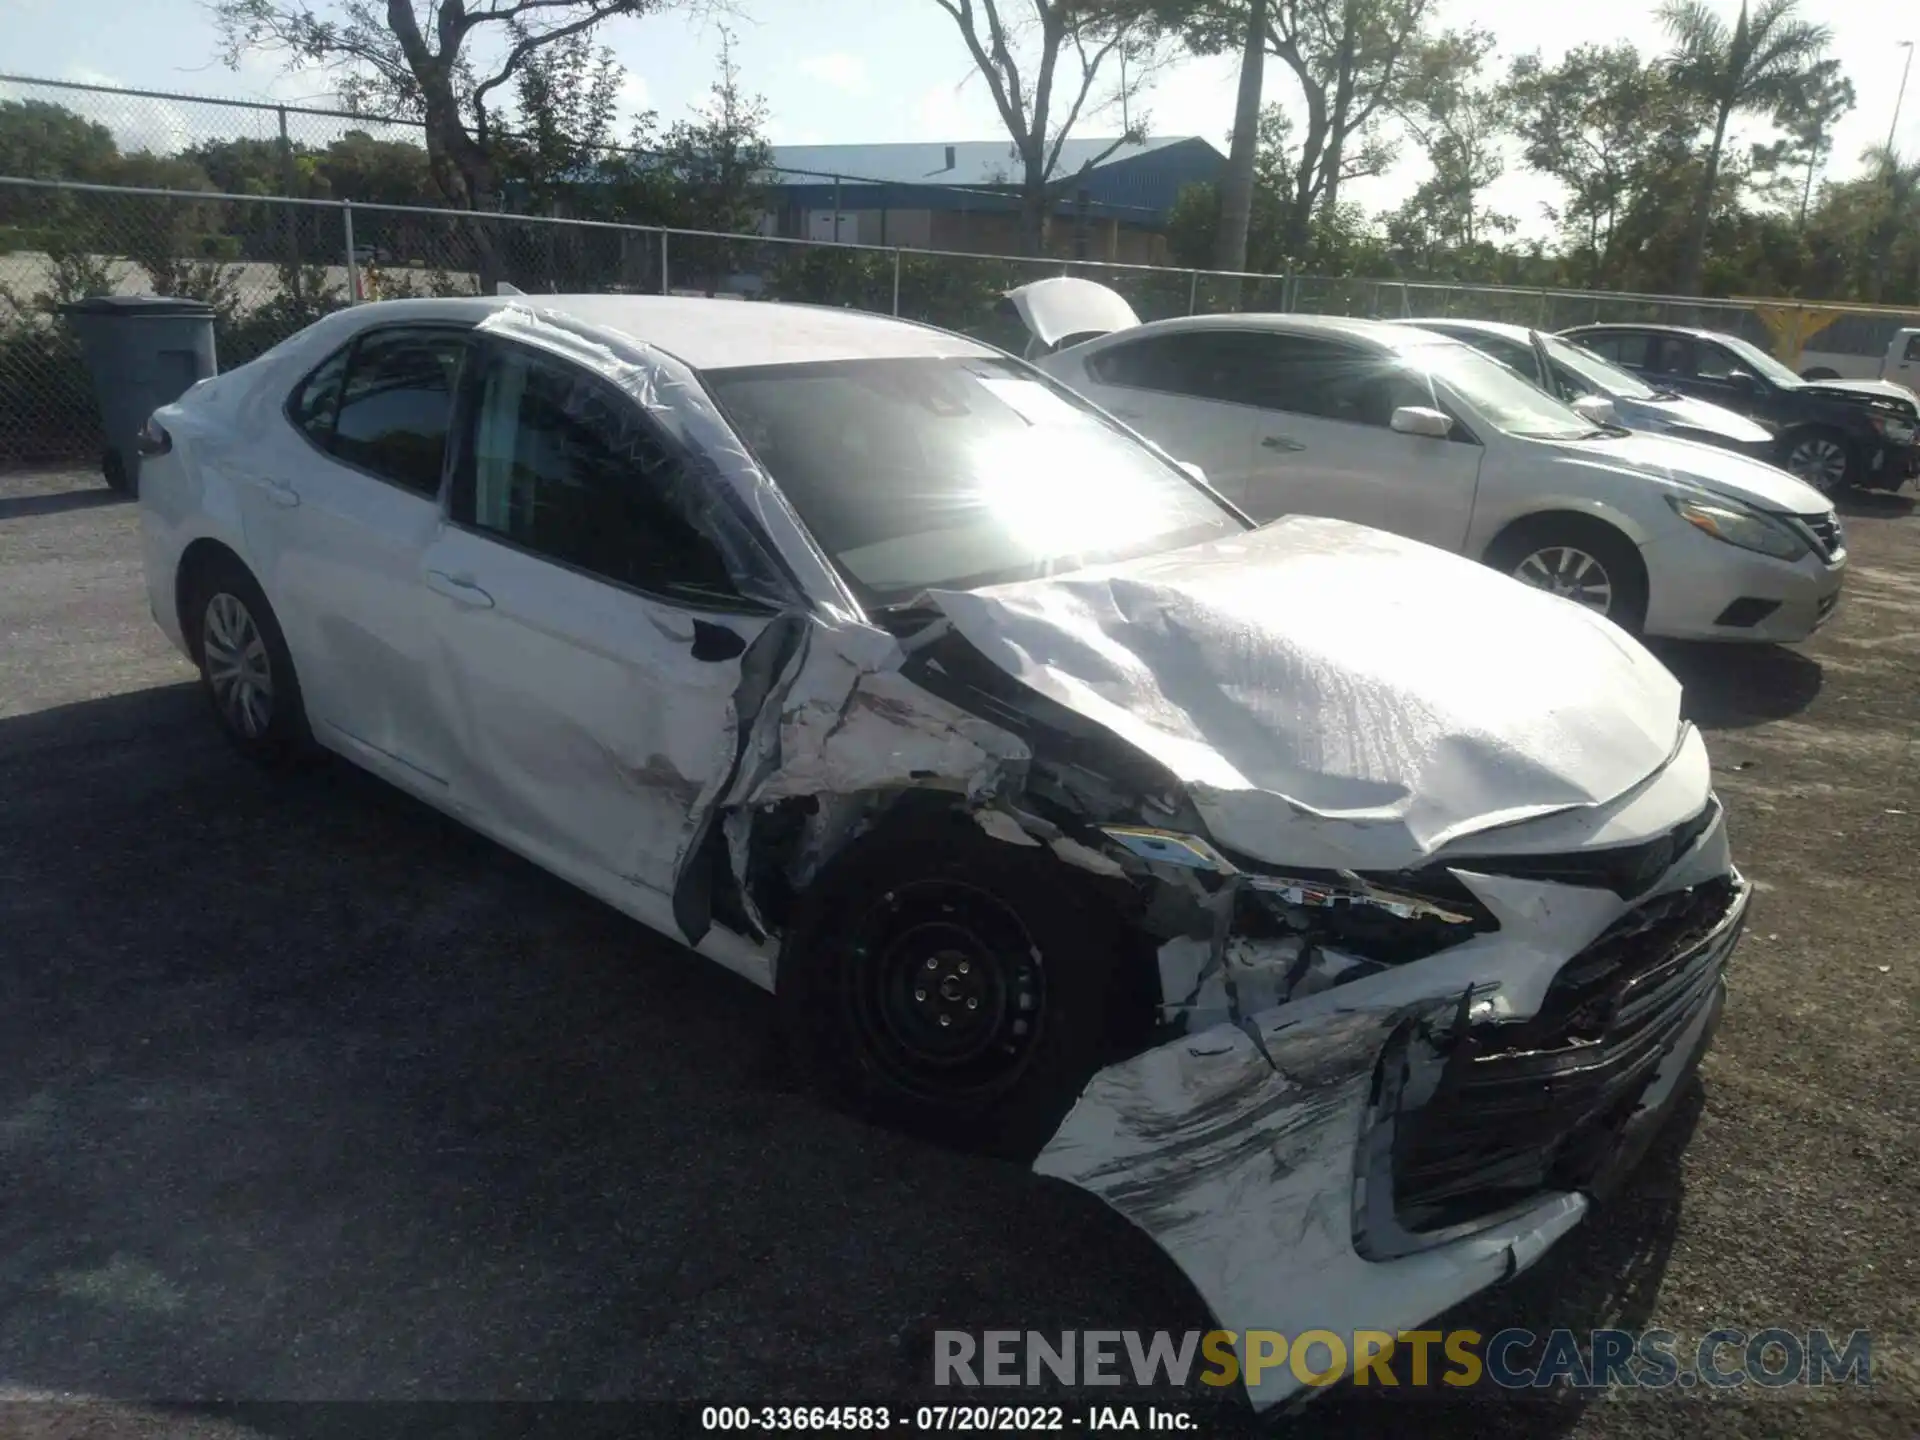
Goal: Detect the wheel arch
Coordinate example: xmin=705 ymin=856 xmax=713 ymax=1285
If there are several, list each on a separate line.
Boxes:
xmin=1479 ymin=502 xmax=1651 ymax=565
xmin=174 ymin=537 xmax=255 ymax=661
xmin=1479 ymin=507 xmax=1653 ymax=627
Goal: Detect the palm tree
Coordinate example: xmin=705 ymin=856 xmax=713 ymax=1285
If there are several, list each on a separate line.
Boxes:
xmin=1660 ymin=0 xmax=1831 ymax=294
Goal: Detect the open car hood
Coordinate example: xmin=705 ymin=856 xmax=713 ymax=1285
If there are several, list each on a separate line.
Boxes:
xmin=920 ymin=516 xmax=1685 ymax=872
xmin=1003 ymin=277 xmax=1142 ymax=349
xmin=1638 ymin=392 xmax=1774 ymax=445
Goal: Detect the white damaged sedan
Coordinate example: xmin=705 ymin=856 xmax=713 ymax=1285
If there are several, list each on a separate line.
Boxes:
xmin=137 ymin=295 xmax=1747 ymax=1412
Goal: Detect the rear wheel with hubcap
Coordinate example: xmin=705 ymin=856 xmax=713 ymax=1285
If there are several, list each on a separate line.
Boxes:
xmin=186 ymin=558 xmax=315 ymax=768
xmin=1485 ymin=517 xmax=1649 ymax=635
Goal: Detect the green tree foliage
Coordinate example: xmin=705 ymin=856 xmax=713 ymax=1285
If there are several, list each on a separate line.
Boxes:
xmin=1659 ymin=0 xmax=1834 ymax=294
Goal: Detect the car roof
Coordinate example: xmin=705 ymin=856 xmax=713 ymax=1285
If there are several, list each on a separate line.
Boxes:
xmin=323 ymin=294 xmax=999 ymax=370
xmin=1562 ymin=322 xmax=1715 ymax=339
xmin=1120 ymin=310 xmax=1446 ymax=350
xmin=1393 ymin=317 xmax=1532 ymax=342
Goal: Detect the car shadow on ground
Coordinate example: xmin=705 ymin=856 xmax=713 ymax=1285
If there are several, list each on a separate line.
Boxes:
xmin=0 ymin=482 xmax=128 ymax=522
xmin=1647 ymin=640 xmax=1824 ymax=729
xmin=1835 ymin=490 xmax=1915 ymax=520
xmin=0 ymin=683 xmax=1213 ymax=1424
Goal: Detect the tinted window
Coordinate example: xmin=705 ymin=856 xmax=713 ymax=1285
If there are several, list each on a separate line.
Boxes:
xmin=1571 ymin=332 xmax=1645 ymax=368
xmin=704 ymin=356 xmax=1241 ymax=604
xmin=457 ymin=344 xmax=742 ymax=602
xmin=288 ymin=344 xmax=350 ymax=446
xmin=1257 ymin=339 xmax=1438 ymax=426
xmin=1649 ymin=334 xmax=1693 ymax=376
xmin=1085 ymin=331 xmax=1272 ymax=403
xmin=332 ymin=329 xmax=468 ymax=494
xmin=1693 ymin=342 xmax=1743 ymax=380
xmin=1905 ymin=334 xmax=1920 ymax=362
xmin=1461 ymin=334 xmax=1538 ymax=379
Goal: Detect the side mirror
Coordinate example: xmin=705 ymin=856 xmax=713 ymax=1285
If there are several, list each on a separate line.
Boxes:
xmin=1390 ymin=405 xmax=1454 ymax=439
xmin=1178 ymin=461 xmax=1208 ymax=484
xmin=1571 ymin=395 xmax=1616 ymax=426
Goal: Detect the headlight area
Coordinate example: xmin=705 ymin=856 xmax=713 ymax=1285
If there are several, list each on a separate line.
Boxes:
xmin=1095 ymin=825 xmax=1500 ymax=1030
xmin=1666 ymin=493 xmax=1809 ymax=561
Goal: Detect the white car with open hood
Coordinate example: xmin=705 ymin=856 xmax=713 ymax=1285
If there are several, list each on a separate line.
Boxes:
xmin=1009 ymin=277 xmax=1846 ymax=643
xmin=138 ymin=293 xmax=1747 ymax=1412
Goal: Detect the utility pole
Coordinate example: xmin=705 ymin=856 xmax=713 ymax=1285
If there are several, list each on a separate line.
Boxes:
xmin=1890 ymin=41 xmax=1915 ymax=153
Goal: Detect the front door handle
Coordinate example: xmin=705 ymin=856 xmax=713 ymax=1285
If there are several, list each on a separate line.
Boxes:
xmin=425 ymin=570 xmax=495 ymax=609
xmin=1262 ymin=435 xmax=1306 ymax=452
xmin=266 ymin=478 xmax=301 ymax=508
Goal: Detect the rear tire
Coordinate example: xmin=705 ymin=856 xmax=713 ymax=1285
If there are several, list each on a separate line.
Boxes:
xmin=778 ymin=810 xmax=1142 ymax=1161
xmin=184 ymin=557 xmax=315 ymax=769
xmin=1781 ymin=428 xmax=1855 ymax=494
xmin=1485 ymin=515 xmax=1649 ymax=635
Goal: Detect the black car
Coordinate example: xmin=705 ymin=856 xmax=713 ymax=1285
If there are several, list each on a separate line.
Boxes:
xmin=1560 ymin=322 xmax=1920 ymax=494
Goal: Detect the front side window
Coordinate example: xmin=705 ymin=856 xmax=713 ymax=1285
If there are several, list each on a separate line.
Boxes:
xmin=1650 ymin=334 xmax=1693 ymax=376
xmin=1085 ymin=332 xmax=1261 ymax=403
xmin=1710 ymin=334 xmax=1804 ymax=388
xmin=454 ymin=343 xmax=742 ymax=603
xmin=1903 ymin=333 xmax=1920 ymax=362
xmin=702 ymin=355 xmax=1243 ymax=604
xmin=1572 ymin=331 xmax=1646 ymax=368
xmin=331 ymin=329 xmax=469 ymax=494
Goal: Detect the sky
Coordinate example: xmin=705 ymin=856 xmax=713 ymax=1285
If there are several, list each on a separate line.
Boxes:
xmin=5 ymin=0 xmax=1916 ymax=243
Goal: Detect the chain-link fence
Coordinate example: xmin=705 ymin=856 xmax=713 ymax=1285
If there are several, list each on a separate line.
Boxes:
xmin=0 ymin=173 xmax=1814 ymax=467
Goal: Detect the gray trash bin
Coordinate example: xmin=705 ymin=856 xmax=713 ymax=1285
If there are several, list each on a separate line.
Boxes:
xmin=60 ymin=295 xmax=218 ymax=496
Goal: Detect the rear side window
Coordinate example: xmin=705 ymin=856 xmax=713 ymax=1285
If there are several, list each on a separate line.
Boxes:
xmin=1904 ymin=334 xmax=1920 ymax=362
xmin=1573 ymin=332 xmax=1645 ymax=368
xmin=453 ymin=342 xmax=743 ymax=603
xmin=287 ymin=345 xmax=350 ymax=446
xmin=330 ymin=329 xmax=470 ymax=495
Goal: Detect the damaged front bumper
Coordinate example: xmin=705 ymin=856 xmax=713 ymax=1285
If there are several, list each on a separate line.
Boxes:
xmin=1034 ymin=829 xmax=1748 ymax=1413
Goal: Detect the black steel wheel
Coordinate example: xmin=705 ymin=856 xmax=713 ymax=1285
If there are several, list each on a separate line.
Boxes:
xmin=779 ymin=809 xmax=1147 ymax=1160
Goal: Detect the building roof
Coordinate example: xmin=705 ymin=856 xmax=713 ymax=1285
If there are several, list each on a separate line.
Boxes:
xmin=766 ymin=138 xmax=1198 ymax=188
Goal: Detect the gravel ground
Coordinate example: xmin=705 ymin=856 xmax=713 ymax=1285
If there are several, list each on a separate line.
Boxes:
xmin=0 ymin=465 xmax=1914 ymax=1439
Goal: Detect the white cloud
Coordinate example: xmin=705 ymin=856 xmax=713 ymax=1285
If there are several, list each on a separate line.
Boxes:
xmin=797 ymin=53 xmax=870 ymax=95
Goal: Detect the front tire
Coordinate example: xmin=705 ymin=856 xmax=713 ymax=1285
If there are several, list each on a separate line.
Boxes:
xmin=1782 ymin=428 xmax=1855 ymax=494
xmin=1485 ymin=516 xmax=1649 ymax=635
xmin=778 ymin=811 xmax=1144 ymax=1160
xmin=185 ymin=558 xmax=314 ymax=768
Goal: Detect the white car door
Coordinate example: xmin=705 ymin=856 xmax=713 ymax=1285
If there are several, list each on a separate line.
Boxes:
xmin=1045 ymin=334 xmax=1260 ymax=503
xmin=418 ymin=335 xmax=782 ymax=919
xmin=1234 ymin=335 xmax=1482 ymax=551
xmin=246 ymin=324 xmax=472 ymax=786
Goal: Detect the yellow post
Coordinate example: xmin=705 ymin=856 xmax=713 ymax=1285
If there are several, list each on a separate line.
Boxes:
xmin=1749 ymin=304 xmax=1844 ymax=368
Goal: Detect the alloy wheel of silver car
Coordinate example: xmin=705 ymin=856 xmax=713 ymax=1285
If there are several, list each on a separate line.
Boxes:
xmin=202 ymin=590 xmax=275 ymax=739
xmin=1785 ymin=436 xmax=1849 ymax=493
xmin=1512 ymin=546 xmax=1614 ymax=615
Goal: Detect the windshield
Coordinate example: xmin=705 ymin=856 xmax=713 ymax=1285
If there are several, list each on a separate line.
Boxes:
xmin=1715 ymin=333 xmax=1804 ymax=388
xmin=702 ymin=355 xmax=1246 ymax=605
xmin=1541 ymin=333 xmax=1657 ymax=401
xmin=1405 ymin=341 xmax=1602 ymax=440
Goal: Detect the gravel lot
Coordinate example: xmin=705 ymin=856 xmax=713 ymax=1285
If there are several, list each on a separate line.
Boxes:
xmin=0 ymin=464 xmax=1914 ymax=1439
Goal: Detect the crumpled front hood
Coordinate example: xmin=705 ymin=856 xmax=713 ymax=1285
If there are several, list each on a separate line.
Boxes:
xmin=1552 ymin=431 xmax=1831 ymax=513
xmin=922 ymin=516 xmax=1685 ymax=872
xmin=1803 ymin=377 xmax=1919 ymax=412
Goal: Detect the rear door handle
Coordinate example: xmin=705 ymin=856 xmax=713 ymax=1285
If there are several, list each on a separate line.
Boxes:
xmin=1262 ymin=435 xmax=1305 ymax=452
xmin=266 ymin=478 xmax=301 ymax=508
xmin=425 ymin=570 xmax=495 ymax=609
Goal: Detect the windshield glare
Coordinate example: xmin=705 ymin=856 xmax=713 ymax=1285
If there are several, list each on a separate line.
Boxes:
xmin=701 ymin=356 xmax=1245 ymax=604
xmin=1405 ymin=341 xmax=1601 ymax=440
xmin=1716 ymin=334 xmax=1803 ymax=388
xmin=1542 ymin=333 xmax=1657 ymax=401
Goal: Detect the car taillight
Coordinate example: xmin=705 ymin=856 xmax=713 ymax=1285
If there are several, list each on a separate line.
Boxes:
xmin=136 ymin=416 xmax=171 ymax=457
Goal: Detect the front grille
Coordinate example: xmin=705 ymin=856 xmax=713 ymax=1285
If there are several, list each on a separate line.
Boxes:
xmin=1797 ymin=511 xmax=1844 ymax=561
xmin=1386 ymin=875 xmax=1744 ymax=1236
